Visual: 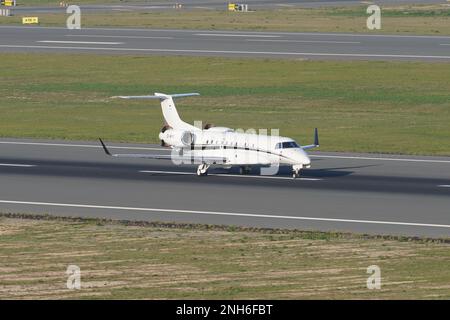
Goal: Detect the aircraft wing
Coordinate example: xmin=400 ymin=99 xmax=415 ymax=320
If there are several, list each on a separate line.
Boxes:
xmin=99 ymin=139 xmax=227 ymax=164
xmin=301 ymin=145 xmax=317 ymax=150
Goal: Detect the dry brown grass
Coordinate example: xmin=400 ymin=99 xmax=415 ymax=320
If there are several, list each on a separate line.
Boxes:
xmin=0 ymin=215 xmax=449 ymax=299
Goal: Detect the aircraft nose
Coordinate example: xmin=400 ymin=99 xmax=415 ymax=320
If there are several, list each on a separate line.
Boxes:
xmin=302 ymin=153 xmax=311 ymax=166
xmin=283 ymin=149 xmax=311 ymax=166
xmin=295 ymin=149 xmax=311 ymax=167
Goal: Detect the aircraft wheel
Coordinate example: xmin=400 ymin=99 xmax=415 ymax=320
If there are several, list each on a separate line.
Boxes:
xmin=239 ymin=166 xmax=251 ymax=175
xmin=197 ymin=164 xmax=209 ymax=176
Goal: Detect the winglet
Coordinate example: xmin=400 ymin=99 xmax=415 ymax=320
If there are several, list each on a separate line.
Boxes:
xmin=99 ymin=138 xmax=112 ymax=156
xmin=314 ymin=128 xmax=319 ymax=147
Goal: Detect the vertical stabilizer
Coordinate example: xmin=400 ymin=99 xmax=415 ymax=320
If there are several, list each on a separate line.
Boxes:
xmin=113 ymin=92 xmax=200 ymax=131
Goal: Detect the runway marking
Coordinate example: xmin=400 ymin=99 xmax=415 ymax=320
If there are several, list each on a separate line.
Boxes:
xmin=310 ymin=155 xmax=450 ymax=164
xmin=0 ymin=200 xmax=449 ymax=229
xmin=194 ymin=33 xmax=281 ymax=38
xmin=139 ymin=170 xmax=322 ymax=181
xmin=65 ymin=35 xmax=174 ymax=39
xmin=440 ymin=44 xmax=450 ymax=46
xmin=140 ymin=170 xmax=192 ymax=175
xmin=37 ymin=40 xmax=124 ymax=45
xmin=247 ymin=39 xmax=361 ymax=44
xmin=438 ymin=185 xmax=450 ymax=188
xmin=2 ymin=45 xmax=450 ymax=60
xmin=1 ymin=141 xmax=450 ymax=164
xmin=3 ymin=26 xmax=450 ymax=39
xmin=0 ymin=163 xmax=35 ymax=167
xmin=0 ymin=141 xmax=167 ymax=151
xmin=276 ymin=4 xmax=294 ymax=7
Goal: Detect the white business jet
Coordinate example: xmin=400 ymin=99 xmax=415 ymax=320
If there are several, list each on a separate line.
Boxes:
xmin=99 ymin=92 xmax=319 ymax=178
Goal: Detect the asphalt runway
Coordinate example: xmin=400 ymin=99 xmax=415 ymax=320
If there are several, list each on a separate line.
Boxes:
xmin=1 ymin=26 xmax=450 ymax=61
xmin=0 ymin=138 xmax=449 ymax=238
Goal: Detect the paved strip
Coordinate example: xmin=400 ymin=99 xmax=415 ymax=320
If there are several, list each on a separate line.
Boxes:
xmin=247 ymin=39 xmax=361 ymax=44
xmin=65 ymin=34 xmax=174 ymax=39
xmin=140 ymin=170 xmax=323 ymax=181
xmin=1 ymin=200 xmax=448 ymax=229
xmin=37 ymin=40 xmax=124 ymax=45
xmin=0 ymin=163 xmax=36 ymax=168
xmin=1 ymin=44 xmax=450 ymax=60
xmin=0 ymin=140 xmax=167 ymax=151
xmin=310 ymin=155 xmax=450 ymax=164
xmin=2 ymin=26 xmax=450 ymax=38
xmin=1 ymin=140 xmax=450 ymax=164
xmin=2 ymin=26 xmax=450 ymax=61
xmin=0 ymin=138 xmax=449 ymax=237
xmin=194 ymin=33 xmax=281 ymax=38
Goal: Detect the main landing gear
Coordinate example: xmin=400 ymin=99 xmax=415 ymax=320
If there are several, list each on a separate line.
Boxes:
xmin=239 ymin=166 xmax=251 ymax=175
xmin=196 ymin=164 xmax=210 ymax=176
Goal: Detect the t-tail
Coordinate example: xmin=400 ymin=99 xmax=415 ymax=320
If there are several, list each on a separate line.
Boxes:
xmin=112 ymin=92 xmax=200 ymax=131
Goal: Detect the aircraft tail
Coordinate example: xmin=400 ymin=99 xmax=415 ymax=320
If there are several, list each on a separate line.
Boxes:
xmin=113 ymin=92 xmax=200 ymax=130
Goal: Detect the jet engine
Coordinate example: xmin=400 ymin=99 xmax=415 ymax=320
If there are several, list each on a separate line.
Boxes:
xmin=203 ymin=123 xmax=214 ymax=130
xmin=159 ymin=129 xmax=195 ymax=148
xmin=160 ymin=125 xmax=172 ymax=147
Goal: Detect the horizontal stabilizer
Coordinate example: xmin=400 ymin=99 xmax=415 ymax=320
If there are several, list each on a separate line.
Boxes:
xmin=99 ymin=139 xmax=226 ymax=164
xmin=112 ymin=93 xmax=200 ymax=100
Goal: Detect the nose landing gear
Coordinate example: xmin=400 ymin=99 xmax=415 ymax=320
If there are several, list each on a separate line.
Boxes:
xmin=292 ymin=164 xmax=303 ymax=179
xmin=197 ymin=163 xmax=210 ymax=176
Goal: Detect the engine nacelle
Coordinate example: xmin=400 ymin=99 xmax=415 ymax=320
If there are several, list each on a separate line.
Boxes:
xmin=159 ymin=129 xmax=195 ymax=147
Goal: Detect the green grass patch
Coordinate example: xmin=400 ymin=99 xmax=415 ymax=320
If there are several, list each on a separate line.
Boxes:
xmin=0 ymin=214 xmax=448 ymax=299
xmin=0 ymin=53 xmax=449 ymax=155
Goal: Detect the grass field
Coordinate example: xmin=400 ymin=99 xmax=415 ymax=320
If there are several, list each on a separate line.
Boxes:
xmin=1 ymin=5 xmax=449 ymax=35
xmin=1 ymin=53 xmax=449 ymax=155
xmin=0 ymin=214 xmax=449 ymax=299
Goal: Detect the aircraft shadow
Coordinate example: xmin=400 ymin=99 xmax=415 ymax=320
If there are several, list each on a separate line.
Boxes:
xmin=212 ymin=164 xmax=379 ymax=178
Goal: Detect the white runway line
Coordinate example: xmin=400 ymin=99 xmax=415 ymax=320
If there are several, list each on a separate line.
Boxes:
xmin=140 ymin=170 xmax=322 ymax=181
xmin=37 ymin=40 xmax=123 ymax=45
xmin=2 ymin=45 xmax=450 ymax=60
xmin=2 ymin=140 xmax=450 ymax=164
xmin=195 ymin=33 xmax=281 ymax=38
xmin=0 ymin=141 xmax=167 ymax=151
xmin=438 ymin=185 xmax=450 ymax=188
xmin=247 ymin=39 xmax=361 ymax=44
xmin=140 ymin=170 xmax=193 ymax=175
xmin=310 ymin=155 xmax=450 ymax=164
xmin=0 ymin=163 xmax=35 ymax=167
xmin=0 ymin=199 xmax=449 ymax=229
xmin=3 ymin=26 xmax=450 ymax=39
xmin=65 ymin=34 xmax=173 ymax=39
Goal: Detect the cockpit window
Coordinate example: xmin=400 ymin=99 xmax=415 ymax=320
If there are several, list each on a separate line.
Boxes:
xmin=275 ymin=141 xmax=299 ymax=149
xmin=283 ymin=141 xmax=299 ymax=148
